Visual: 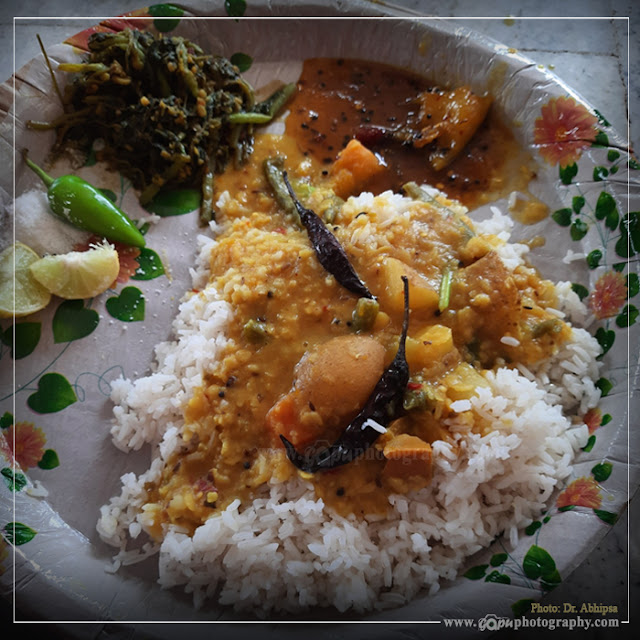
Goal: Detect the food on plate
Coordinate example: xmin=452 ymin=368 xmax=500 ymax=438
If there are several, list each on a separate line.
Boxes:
xmin=278 ymin=274 xmax=411 ymax=473
xmin=287 ymin=58 xmax=538 ymax=209
xmin=282 ymin=171 xmax=373 ymax=300
xmin=1 ymin=236 xmax=119 ymax=316
xmin=29 ymin=29 xmax=294 ymax=224
xmin=355 ymin=85 xmax=493 ymax=171
xmin=96 ymin=55 xmax=600 ymax=615
xmin=0 ymin=242 xmax=52 ymax=318
xmin=22 ymin=150 xmax=146 ymax=248
xmin=29 ymin=242 xmax=120 ymax=300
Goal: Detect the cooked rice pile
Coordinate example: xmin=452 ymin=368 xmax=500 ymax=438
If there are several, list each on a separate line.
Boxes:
xmin=98 ymin=191 xmax=600 ymax=615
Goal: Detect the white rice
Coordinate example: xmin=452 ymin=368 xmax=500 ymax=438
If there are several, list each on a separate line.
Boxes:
xmin=98 ymin=192 xmax=601 ymax=615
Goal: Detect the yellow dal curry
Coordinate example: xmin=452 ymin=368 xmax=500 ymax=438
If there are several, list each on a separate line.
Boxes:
xmin=143 ymin=59 xmax=569 ymax=537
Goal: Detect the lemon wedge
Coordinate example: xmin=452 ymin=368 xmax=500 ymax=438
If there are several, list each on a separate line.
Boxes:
xmin=29 ymin=243 xmax=120 ymax=300
xmin=0 ymin=242 xmax=52 ymax=318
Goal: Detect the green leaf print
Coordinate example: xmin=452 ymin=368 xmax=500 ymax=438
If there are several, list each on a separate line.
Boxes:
xmin=27 ymin=373 xmax=77 ymax=414
xmin=131 ymin=248 xmax=165 ymax=281
xmin=485 ymin=570 xmax=511 ymax=584
xmin=148 ymin=3 xmax=183 ymax=32
xmin=570 ymin=219 xmax=588 ymax=241
xmin=558 ymin=504 xmax=576 ymax=512
xmin=552 ymin=208 xmax=572 ymax=227
xmin=230 ymin=52 xmax=253 ymax=72
xmin=2 ymin=322 xmax=41 ymax=359
xmin=592 ymin=130 xmax=609 ymax=147
xmin=463 ymin=564 xmax=488 ymax=580
xmin=571 ymin=283 xmax=589 ymax=299
xmin=522 ymin=545 xmax=559 ymax=583
xmin=582 ymin=435 xmax=596 ymax=452
xmin=572 ymin=195 xmax=585 ymax=213
xmin=225 ymin=0 xmax=247 ymax=17
xmin=1 ymin=468 xmax=27 ymax=492
xmin=627 ymin=272 xmax=639 ymax=298
xmin=37 ymin=449 xmax=60 ymax=470
xmin=144 ymin=188 xmax=200 ymax=216
xmin=593 ymin=166 xmax=609 ymax=181
xmin=591 ymin=461 xmax=612 ymax=482
xmin=593 ymin=509 xmax=618 ymax=525
xmin=106 ymin=287 xmax=145 ymax=322
xmin=52 ymin=300 xmax=99 ymax=343
xmin=615 ymin=212 xmax=640 ymax=258
xmin=559 ymin=163 xmax=578 ymax=185
xmin=541 ymin=568 xmax=562 ymax=590
xmin=616 ymin=304 xmax=638 ymax=328
xmin=595 ymin=377 xmax=613 ymax=396
xmin=490 ymin=552 xmax=508 ymax=566
xmin=3 ymin=522 xmax=36 ymax=545
xmin=586 ymin=249 xmax=603 ymax=269
xmin=524 ymin=520 xmax=542 ymax=536
xmin=594 ymin=191 xmax=617 ymax=224
xmin=595 ymin=327 xmax=615 ymax=358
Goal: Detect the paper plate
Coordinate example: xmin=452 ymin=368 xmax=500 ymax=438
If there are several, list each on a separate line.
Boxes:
xmin=1 ymin=2 xmax=637 ymax=637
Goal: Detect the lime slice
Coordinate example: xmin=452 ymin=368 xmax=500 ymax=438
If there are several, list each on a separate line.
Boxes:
xmin=0 ymin=242 xmax=52 ymax=318
xmin=30 ymin=243 xmax=120 ymax=300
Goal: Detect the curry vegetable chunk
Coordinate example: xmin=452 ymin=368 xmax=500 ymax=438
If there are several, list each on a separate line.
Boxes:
xmin=266 ymin=335 xmax=386 ymax=448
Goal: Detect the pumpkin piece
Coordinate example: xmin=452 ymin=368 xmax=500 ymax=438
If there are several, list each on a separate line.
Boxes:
xmin=382 ymin=433 xmax=432 ymax=480
xmin=330 ymin=139 xmax=386 ymax=198
xmin=415 ymin=87 xmax=492 ymax=170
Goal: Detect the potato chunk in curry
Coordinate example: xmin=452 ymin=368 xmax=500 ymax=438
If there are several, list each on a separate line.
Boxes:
xmin=266 ymin=335 xmax=386 ymax=448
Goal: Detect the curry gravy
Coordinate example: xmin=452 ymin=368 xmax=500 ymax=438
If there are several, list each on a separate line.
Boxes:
xmin=286 ymin=58 xmax=538 ymax=208
xmin=143 ymin=60 xmax=569 ymax=535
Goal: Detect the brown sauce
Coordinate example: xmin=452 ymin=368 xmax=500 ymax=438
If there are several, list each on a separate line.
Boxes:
xmin=285 ymin=58 xmax=536 ymax=208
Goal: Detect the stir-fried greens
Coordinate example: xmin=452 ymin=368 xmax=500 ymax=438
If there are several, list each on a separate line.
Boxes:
xmin=29 ymin=29 xmax=293 ymax=223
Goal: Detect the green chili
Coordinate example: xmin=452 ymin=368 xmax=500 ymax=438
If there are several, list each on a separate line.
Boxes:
xmin=22 ymin=150 xmax=145 ymax=248
xmin=57 ymin=62 xmax=110 ymax=74
xmin=200 ymin=169 xmax=216 ymax=225
xmin=227 ymin=112 xmax=273 ymax=125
